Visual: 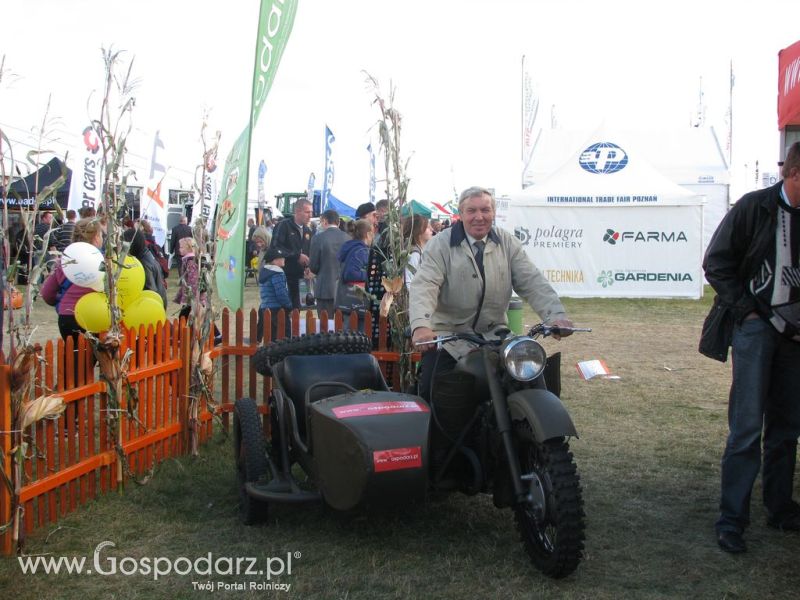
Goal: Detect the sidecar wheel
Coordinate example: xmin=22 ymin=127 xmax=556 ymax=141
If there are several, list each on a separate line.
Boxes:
xmin=513 ymin=425 xmax=584 ymax=578
xmin=254 ymin=331 xmax=372 ymax=375
xmin=234 ymin=397 xmax=269 ymax=524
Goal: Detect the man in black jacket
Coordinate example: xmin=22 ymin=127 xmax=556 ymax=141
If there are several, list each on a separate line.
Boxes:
xmin=702 ymin=142 xmax=800 ymax=554
xmin=268 ymin=198 xmax=312 ymax=309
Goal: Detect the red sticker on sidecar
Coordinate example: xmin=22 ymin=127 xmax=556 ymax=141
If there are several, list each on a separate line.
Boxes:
xmin=373 ymin=447 xmax=423 ymax=472
xmin=332 ymin=401 xmax=429 ymax=419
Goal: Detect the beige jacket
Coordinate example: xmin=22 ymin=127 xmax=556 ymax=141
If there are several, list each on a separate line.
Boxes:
xmin=409 ymin=222 xmax=566 ymax=357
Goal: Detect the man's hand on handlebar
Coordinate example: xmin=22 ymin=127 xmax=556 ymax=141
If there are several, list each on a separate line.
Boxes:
xmin=412 ymin=326 xmax=437 ymax=352
xmin=550 ymin=318 xmax=574 ymax=340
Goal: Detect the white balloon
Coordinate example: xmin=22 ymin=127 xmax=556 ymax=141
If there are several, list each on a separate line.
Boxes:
xmin=62 ymin=242 xmax=103 ymax=287
xmin=88 ymin=272 xmax=106 ymax=292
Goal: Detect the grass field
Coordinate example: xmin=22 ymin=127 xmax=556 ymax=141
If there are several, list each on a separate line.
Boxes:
xmin=1 ymin=291 xmax=798 ymax=599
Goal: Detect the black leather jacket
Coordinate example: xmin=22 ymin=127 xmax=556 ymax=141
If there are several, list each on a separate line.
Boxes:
xmin=699 ymin=181 xmax=781 ymax=360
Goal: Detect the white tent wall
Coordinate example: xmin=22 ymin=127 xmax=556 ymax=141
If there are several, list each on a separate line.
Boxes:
xmin=502 ymin=126 xmax=705 ymax=299
xmin=497 ymin=203 xmax=703 ymax=298
xmin=522 ymin=126 xmax=729 ymax=254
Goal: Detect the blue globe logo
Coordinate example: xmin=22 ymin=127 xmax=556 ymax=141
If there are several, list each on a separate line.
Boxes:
xmin=578 ymin=142 xmax=628 ymax=174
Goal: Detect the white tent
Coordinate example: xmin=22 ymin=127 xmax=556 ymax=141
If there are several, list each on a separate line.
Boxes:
xmin=499 ymin=128 xmax=704 ymax=298
xmin=522 ymin=126 xmax=729 ymax=253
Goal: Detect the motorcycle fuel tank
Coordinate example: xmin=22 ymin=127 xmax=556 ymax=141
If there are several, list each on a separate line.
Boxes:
xmin=308 ymin=390 xmax=431 ymax=511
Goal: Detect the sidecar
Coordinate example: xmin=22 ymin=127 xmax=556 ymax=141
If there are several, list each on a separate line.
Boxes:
xmin=234 ymin=335 xmax=431 ymax=523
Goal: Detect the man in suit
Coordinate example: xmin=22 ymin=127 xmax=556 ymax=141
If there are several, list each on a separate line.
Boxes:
xmin=169 ymin=216 xmax=193 ymax=269
xmin=309 ymin=209 xmax=349 ymax=319
xmin=269 ymin=198 xmax=313 ymax=309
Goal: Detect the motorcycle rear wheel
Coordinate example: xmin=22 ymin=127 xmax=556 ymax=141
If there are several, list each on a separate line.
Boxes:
xmin=234 ymin=397 xmax=270 ymax=524
xmin=513 ymin=427 xmax=584 ymax=578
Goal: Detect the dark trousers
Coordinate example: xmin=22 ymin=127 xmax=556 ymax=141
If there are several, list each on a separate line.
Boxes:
xmin=716 ymin=317 xmax=800 ymax=533
xmin=257 ymin=308 xmax=291 ymax=343
xmin=58 ymin=314 xmax=86 ymax=383
xmin=286 ymin=276 xmax=301 ymax=310
xmin=417 ymin=349 xmax=458 ymax=403
xmin=316 ymin=299 xmax=336 ymax=321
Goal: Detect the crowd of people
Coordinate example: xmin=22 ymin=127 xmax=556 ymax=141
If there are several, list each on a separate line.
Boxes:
xmin=246 ymin=198 xmax=443 ymax=341
xmin=12 ymin=198 xmax=447 ymax=349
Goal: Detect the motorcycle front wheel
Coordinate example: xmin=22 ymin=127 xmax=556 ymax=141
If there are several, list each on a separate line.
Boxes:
xmin=513 ymin=424 xmax=585 ymax=578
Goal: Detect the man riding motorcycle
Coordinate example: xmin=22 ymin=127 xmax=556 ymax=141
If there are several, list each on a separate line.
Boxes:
xmin=409 ymin=185 xmax=573 ymax=399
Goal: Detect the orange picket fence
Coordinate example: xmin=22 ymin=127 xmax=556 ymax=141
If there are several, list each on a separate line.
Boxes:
xmin=0 ymin=307 xmax=410 ymax=555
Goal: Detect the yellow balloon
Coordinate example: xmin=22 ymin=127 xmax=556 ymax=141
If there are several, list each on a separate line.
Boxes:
xmin=122 ymin=296 xmax=167 ymax=332
xmin=117 ymin=256 xmax=145 ymax=308
xmin=139 ymin=290 xmax=164 ymax=306
xmin=74 ymin=292 xmax=112 ymax=333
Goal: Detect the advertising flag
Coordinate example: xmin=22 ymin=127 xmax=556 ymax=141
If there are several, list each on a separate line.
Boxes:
xmin=322 ymin=125 xmax=335 ymax=211
xmin=140 ymin=131 xmax=168 ymax=247
xmin=67 ymin=123 xmax=105 ymax=214
xmin=521 ymin=55 xmax=539 ymax=189
xmin=306 ymin=171 xmax=315 ymax=210
xmin=368 ymin=143 xmax=376 ymax=204
xmin=214 ymin=0 xmax=299 ymax=310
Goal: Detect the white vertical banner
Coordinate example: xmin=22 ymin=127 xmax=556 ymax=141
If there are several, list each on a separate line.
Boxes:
xmin=521 ymin=55 xmax=539 ymax=189
xmin=192 ymin=145 xmax=219 ymax=233
xmin=67 ymin=124 xmax=105 ymax=213
xmin=367 ymin=143 xmax=376 ymax=204
xmin=140 ymin=131 xmax=168 ymax=247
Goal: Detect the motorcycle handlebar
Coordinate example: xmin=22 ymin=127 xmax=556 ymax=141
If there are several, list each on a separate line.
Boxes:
xmin=527 ymin=324 xmax=592 ymax=338
xmin=413 ymin=324 xmax=591 ymax=347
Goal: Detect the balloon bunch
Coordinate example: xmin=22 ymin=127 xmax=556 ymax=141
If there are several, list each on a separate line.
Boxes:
xmin=63 ymin=242 xmax=167 ymax=334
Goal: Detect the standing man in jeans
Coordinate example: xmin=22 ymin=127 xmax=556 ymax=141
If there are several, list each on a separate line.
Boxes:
xmin=702 ymin=141 xmax=800 ymax=553
xmin=269 ymin=198 xmax=313 ymax=309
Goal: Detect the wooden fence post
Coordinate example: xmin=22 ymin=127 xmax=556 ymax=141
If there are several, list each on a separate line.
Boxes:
xmin=179 ymin=320 xmax=191 ymax=453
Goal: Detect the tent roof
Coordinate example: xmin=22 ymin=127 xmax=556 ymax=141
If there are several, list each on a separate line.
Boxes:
xmin=524 ymin=126 xmax=729 ymax=188
xmin=323 ymin=192 xmax=356 ymax=218
xmin=401 ymin=199 xmax=432 ymax=217
xmin=0 ymin=157 xmax=71 ymax=210
xmin=514 ymin=126 xmax=702 ymax=207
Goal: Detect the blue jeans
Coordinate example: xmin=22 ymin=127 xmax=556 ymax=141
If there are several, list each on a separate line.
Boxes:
xmin=716 ymin=317 xmax=800 ymax=533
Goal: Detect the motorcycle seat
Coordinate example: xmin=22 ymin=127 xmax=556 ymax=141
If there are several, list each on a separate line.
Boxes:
xmin=274 ymin=353 xmax=390 ymax=437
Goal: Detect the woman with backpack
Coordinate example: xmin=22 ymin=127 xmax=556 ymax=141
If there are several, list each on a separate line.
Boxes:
xmin=41 ymin=218 xmax=105 ymax=346
xmin=335 ymin=219 xmax=374 ymax=330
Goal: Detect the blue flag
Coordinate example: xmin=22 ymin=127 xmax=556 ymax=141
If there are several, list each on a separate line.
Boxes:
xmin=322 ymin=125 xmax=335 ymax=210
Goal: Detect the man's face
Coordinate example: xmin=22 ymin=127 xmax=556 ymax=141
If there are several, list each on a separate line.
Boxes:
xmin=362 ymin=211 xmax=377 ymax=226
xmin=295 ymin=203 xmax=312 ymax=226
xmin=787 ymin=167 xmax=800 ymax=207
xmin=460 ymin=193 xmax=494 ymax=239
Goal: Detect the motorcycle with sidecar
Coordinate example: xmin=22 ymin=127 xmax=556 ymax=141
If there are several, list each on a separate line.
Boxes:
xmin=234 ymin=325 xmax=588 ymax=578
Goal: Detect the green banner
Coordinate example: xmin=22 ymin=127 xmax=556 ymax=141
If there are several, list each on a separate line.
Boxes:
xmin=215 ymin=0 xmax=299 ymax=310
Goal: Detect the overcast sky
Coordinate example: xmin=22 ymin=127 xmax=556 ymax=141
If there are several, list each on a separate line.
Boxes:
xmin=1 ymin=0 xmax=798 ymax=206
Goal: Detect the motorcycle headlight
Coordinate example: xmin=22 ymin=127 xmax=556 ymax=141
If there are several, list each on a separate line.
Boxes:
xmin=502 ymin=337 xmax=547 ymax=382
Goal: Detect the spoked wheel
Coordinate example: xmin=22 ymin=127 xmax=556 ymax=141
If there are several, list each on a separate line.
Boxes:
xmin=233 ymin=397 xmax=270 ymax=525
xmin=513 ymin=423 xmax=584 ymax=578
